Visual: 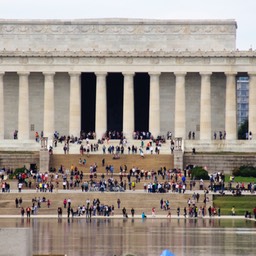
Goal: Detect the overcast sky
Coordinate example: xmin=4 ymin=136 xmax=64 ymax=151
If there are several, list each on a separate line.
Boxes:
xmin=0 ymin=0 xmax=255 ymax=50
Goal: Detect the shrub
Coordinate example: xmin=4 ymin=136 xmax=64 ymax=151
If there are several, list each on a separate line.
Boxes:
xmin=191 ymin=166 xmax=209 ymax=180
xmin=232 ymin=166 xmax=256 ymax=178
xmin=9 ymin=166 xmax=27 ymax=179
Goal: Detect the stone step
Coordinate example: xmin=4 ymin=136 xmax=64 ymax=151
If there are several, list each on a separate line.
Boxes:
xmin=0 ymin=192 xmax=212 ymax=216
xmin=49 ymin=154 xmax=174 ymax=173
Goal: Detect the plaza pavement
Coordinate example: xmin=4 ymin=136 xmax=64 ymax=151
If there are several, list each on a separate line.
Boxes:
xmin=1 ymin=188 xmax=255 ymax=220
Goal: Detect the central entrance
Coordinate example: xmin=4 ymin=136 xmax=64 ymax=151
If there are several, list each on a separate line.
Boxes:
xmin=81 ymin=72 xmax=150 ymax=137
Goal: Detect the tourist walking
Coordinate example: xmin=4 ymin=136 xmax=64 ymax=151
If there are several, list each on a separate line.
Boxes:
xmin=26 ymin=207 xmax=31 ymax=218
xmin=131 ymin=208 xmax=135 ymax=218
xmin=122 ymin=207 xmax=128 ymax=218
xmin=184 ymin=207 xmax=187 ymax=218
xmin=19 ymin=197 xmax=22 ymax=207
xmin=117 ymin=198 xmax=121 ymax=209
xmin=152 ymin=207 xmax=156 ymax=217
xmin=231 ymin=206 xmax=235 ymax=216
xmin=142 ymin=212 xmax=147 ymax=219
xmin=177 ymin=207 xmax=180 ymax=217
xmin=21 ymin=207 xmax=25 ymax=217
xmin=58 ymin=207 xmax=62 ymax=219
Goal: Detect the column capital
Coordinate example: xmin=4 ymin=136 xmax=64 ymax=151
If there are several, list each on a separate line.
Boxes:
xmin=200 ymin=72 xmax=212 ymax=76
xmin=225 ymin=72 xmax=237 ymax=76
xmin=69 ymin=71 xmax=81 ymax=77
xmin=17 ymin=71 xmax=30 ymax=76
xmin=174 ymin=72 xmax=187 ymax=77
xmin=122 ymin=72 xmax=135 ymax=76
xmin=148 ymin=72 xmax=161 ymax=76
xmin=95 ymin=71 xmax=107 ymax=76
xmin=43 ymin=72 xmax=55 ymax=76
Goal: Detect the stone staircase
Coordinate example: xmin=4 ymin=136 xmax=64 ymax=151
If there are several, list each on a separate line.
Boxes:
xmin=0 ymin=191 xmax=212 ymax=216
xmin=49 ymin=154 xmax=174 ymax=175
xmin=184 ymin=152 xmax=256 ymax=174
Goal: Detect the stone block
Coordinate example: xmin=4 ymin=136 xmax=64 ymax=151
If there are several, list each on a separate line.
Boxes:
xmin=0 ymin=228 xmax=32 ymax=256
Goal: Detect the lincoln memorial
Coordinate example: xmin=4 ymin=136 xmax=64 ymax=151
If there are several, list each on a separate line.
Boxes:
xmin=0 ymin=18 xmax=255 ymax=153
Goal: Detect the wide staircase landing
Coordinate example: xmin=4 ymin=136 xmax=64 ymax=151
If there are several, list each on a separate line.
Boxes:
xmin=0 ymin=192 xmax=212 ymax=216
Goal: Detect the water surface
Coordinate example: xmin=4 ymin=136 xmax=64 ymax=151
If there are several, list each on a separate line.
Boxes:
xmin=1 ymin=218 xmax=255 ymax=256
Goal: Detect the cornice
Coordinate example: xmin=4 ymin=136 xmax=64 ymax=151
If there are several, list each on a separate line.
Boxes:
xmin=0 ymin=18 xmax=237 ymax=26
xmin=0 ymin=49 xmax=255 ymax=58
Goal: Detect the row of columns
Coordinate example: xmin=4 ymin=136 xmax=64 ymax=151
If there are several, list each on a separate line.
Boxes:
xmin=0 ymin=71 xmax=256 ymax=140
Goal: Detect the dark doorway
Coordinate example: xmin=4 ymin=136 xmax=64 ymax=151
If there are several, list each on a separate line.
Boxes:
xmin=134 ymin=73 xmax=150 ymax=132
xmin=81 ymin=73 xmax=96 ymax=133
xmin=107 ymin=73 xmax=124 ymax=132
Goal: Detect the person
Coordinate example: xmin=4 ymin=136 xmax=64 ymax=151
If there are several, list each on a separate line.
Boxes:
xmin=18 ymin=182 xmax=22 ymax=192
xmin=253 ymin=207 xmax=256 ymax=219
xmin=58 ymin=207 xmax=62 ymax=218
xmin=63 ymin=198 xmax=67 ymax=208
xmin=15 ymin=198 xmax=19 ymax=208
xmin=47 ymin=199 xmax=51 ymax=208
xmin=21 ymin=207 xmax=25 ymax=217
xmin=117 ymin=198 xmax=121 ymax=209
xmin=67 ymin=207 xmax=71 ymax=219
xmin=142 ymin=212 xmax=147 ymax=219
xmin=184 ymin=207 xmax=187 ymax=218
xmin=231 ymin=206 xmax=235 ymax=216
xmin=167 ymin=211 xmax=171 ymax=218
xmin=131 ymin=208 xmax=135 ymax=218
xmin=122 ymin=207 xmax=128 ymax=218
xmin=80 ymin=145 xmax=84 ymax=155
xmin=177 ymin=207 xmax=180 ymax=217
xmin=139 ymin=147 xmax=144 ymax=158
xmin=19 ymin=197 xmax=22 ymax=208
xmin=152 ymin=207 xmax=156 ymax=217
xmin=26 ymin=206 xmax=31 ymax=218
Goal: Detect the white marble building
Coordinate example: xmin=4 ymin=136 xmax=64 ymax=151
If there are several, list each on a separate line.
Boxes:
xmin=0 ymin=18 xmax=256 ymax=145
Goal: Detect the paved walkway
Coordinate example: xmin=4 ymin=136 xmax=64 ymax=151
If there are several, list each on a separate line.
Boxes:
xmin=2 ymin=188 xmax=256 ymax=195
xmin=0 ymin=214 xmax=255 ymax=220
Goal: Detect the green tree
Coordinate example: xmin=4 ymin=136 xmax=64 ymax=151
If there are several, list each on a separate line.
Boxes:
xmin=238 ymin=119 xmax=248 ymax=140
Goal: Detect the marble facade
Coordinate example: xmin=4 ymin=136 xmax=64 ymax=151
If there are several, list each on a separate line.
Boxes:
xmin=0 ymin=19 xmax=255 ymax=141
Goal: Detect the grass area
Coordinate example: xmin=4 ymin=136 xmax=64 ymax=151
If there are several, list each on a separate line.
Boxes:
xmin=213 ymin=195 xmax=256 ymax=215
xmin=224 ymin=176 xmax=256 ymax=183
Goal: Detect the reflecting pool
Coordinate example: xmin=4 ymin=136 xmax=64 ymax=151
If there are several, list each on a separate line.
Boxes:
xmin=1 ymin=218 xmax=256 ymax=256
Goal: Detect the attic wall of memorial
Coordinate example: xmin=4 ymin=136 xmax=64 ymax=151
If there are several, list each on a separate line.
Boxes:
xmin=0 ymin=19 xmax=237 ymax=51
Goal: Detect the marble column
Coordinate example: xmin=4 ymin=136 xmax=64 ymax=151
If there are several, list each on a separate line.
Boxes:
xmin=149 ymin=72 xmax=161 ymax=138
xmin=249 ymin=73 xmax=256 ymax=139
xmin=95 ymin=72 xmax=107 ymax=140
xmin=43 ymin=72 xmax=55 ymax=139
xmin=200 ymin=72 xmax=212 ymax=140
xmin=174 ymin=72 xmax=186 ymax=138
xmin=0 ymin=72 xmax=4 ymax=140
xmin=123 ymin=72 xmax=134 ymax=140
xmin=69 ymin=72 xmax=81 ymax=138
xmin=18 ymin=72 xmax=30 ymax=140
xmin=225 ymin=72 xmax=237 ymax=140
